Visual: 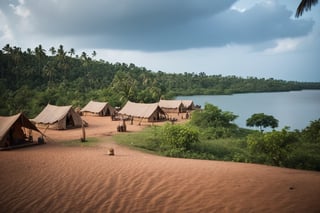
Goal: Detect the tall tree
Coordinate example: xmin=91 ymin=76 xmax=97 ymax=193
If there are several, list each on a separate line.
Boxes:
xmin=56 ymin=45 xmax=69 ymax=79
xmin=2 ymin=44 xmax=12 ymax=54
xmin=69 ymin=48 xmax=75 ymax=57
xmin=246 ymin=113 xmax=279 ymax=131
xmin=81 ymin=51 xmax=87 ymax=61
xmin=26 ymin=48 xmax=32 ymax=55
xmin=92 ymin=50 xmax=96 ymax=59
xmin=110 ymin=71 xmax=138 ymax=102
xmin=49 ymin=46 xmax=56 ymax=56
xmin=57 ymin=45 xmax=65 ymax=57
xmin=34 ymin=44 xmax=46 ymax=75
xmin=296 ymin=0 xmax=318 ymax=17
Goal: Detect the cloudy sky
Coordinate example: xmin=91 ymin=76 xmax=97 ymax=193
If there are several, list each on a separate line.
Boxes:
xmin=1 ymin=0 xmax=319 ymax=81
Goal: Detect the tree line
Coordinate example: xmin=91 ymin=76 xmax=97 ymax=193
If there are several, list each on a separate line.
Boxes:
xmin=1 ymin=44 xmax=320 ymax=117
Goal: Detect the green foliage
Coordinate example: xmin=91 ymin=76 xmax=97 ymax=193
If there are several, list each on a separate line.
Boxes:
xmin=160 ymin=123 xmax=199 ymax=152
xmin=300 ymin=119 xmax=320 ymax=144
xmin=114 ymin=125 xmax=251 ymax=161
xmin=191 ymin=138 xmax=249 ymax=162
xmin=285 ymin=142 xmax=320 ymax=170
xmin=2 ymin=44 xmax=320 ymax=118
xmin=190 ymin=103 xmax=238 ymax=139
xmin=113 ymin=126 xmax=161 ymax=152
xmin=191 ymin=103 xmax=238 ymax=128
xmin=114 ymin=122 xmax=320 ymax=171
xmin=246 ymin=113 xmax=279 ymax=131
xmin=247 ymin=128 xmax=298 ymax=166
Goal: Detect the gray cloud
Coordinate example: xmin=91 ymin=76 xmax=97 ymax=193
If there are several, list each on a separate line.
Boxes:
xmin=2 ymin=0 xmax=315 ymax=51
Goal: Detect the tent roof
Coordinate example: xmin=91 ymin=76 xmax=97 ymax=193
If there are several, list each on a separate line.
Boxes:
xmin=32 ymin=104 xmax=72 ymax=124
xmin=81 ymin=101 xmax=111 ymax=113
xmin=159 ymin=100 xmax=183 ymax=109
xmin=181 ymin=100 xmax=194 ymax=108
xmin=119 ymin=101 xmax=164 ymax=118
xmin=0 ymin=113 xmax=40 ymax=141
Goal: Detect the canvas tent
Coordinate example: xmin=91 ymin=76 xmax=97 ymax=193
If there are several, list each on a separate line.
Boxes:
xmin=159 ymin=100 xmax=195 ymax=113
xmin=118 ymin=101 xmax=167 ymax=123
xmin=0 ymin=113 xmax=42 ymax=148
xmin=32 ymin=104 xmax=83 ymax=130
xmin=181 ymin=100 xmax=195 ymax=111
xmin=81 ymin=100 xmax=115 ymax=116
xmin=159 ymin=100 xmax=184 ymax=113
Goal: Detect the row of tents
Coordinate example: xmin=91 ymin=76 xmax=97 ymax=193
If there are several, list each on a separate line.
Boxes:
xmin=0 ymin=99 xmax=196 ymax=148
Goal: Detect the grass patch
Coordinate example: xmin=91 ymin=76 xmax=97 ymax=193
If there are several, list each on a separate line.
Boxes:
xmin=61 ymin=137 xmax=102 ymax=147
xmin=113 ymin=126 xmax=250 ymax=162
xmin=113 ymin=126 xmax=161 ymax=154
xmin=191 ymin=138 xmax=249 ymax=162
xmin=113 ymin=124 xmax=320 ymax=171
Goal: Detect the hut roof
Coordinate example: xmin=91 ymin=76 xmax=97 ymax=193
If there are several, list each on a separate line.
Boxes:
xmin=32 ymin=104 xmax=73 ymax=124
xmin=118 ymin=101 xmax=164 ymax=118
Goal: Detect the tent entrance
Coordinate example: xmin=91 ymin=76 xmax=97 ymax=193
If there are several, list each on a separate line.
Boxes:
xmin=66 ymin=113 xmax=75 ymax=128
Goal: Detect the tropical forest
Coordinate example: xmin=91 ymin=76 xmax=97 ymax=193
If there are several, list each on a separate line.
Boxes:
xmin=1 ymin=44 xmax=320 ymax=117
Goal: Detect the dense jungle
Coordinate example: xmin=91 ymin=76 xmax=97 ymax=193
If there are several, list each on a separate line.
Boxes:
xmin=1 ymin=44 xmax=320 ymax=118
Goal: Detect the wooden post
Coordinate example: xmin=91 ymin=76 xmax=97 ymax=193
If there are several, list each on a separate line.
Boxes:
xmin=81 ymin=121 xmax=86 ymax=142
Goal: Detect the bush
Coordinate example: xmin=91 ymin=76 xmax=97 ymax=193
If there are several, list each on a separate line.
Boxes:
xmin=190 ymin=103 xmax=238 ymax=129
xmin=285 ymin=143 xmax=320 ymax=170
xmin=160 ymin=123 xmax=199 ymax=152
xmin=247 ymin=128 xmax=298 ymax=166
xmin=191 ymin=138 xmax=249 ymax=162
xmin=301 ymin=119 xmax=320 ymax=144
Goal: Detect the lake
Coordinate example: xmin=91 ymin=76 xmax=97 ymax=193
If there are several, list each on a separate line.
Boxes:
xmin=176 ymin=90 xmax=320 ymax=130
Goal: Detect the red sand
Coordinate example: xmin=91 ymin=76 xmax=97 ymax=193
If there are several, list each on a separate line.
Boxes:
xmin=1 ymin=116 xmax=320 ymax=212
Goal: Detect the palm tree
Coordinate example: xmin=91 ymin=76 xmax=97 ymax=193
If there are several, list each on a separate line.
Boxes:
xmin=57 ymin=45 xmax=68 ymax=79
xmin=26 ymin=48 xmax=32 ymax=55
xmin=92 ymin=50 xmax=96 ymax=59
xmin=57 ymin=45 xmax=65 ymax=57
xmin=34 ymin=44 xmax=46 ymax=75
xmin=69 ymin=48 xmax=75 ymax=57
xmin=49 ymin=46 xmax=56 ymax=56
xmin=296 ymin=0 xmax=318 ymax=17
xmin=2 ymin=44 xmax=12 ymax=54
xmin=81 ymin=51 xmax=88 ymax=61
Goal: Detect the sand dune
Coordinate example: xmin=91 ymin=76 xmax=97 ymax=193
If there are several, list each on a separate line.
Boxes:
xmin=0 ymin=116 xmax=319 ymax=212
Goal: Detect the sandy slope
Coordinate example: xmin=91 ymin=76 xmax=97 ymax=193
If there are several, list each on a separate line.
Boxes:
xmin=0 ymin=116 xmax=319 ymax=213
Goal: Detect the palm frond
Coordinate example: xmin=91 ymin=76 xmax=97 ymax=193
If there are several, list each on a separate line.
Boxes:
xmin=295 ymin=0 xmax=318 ymax=17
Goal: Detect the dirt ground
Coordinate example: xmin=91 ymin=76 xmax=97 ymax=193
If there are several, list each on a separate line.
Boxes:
xmin=0 ymin=114 xmax=320 ymax=213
